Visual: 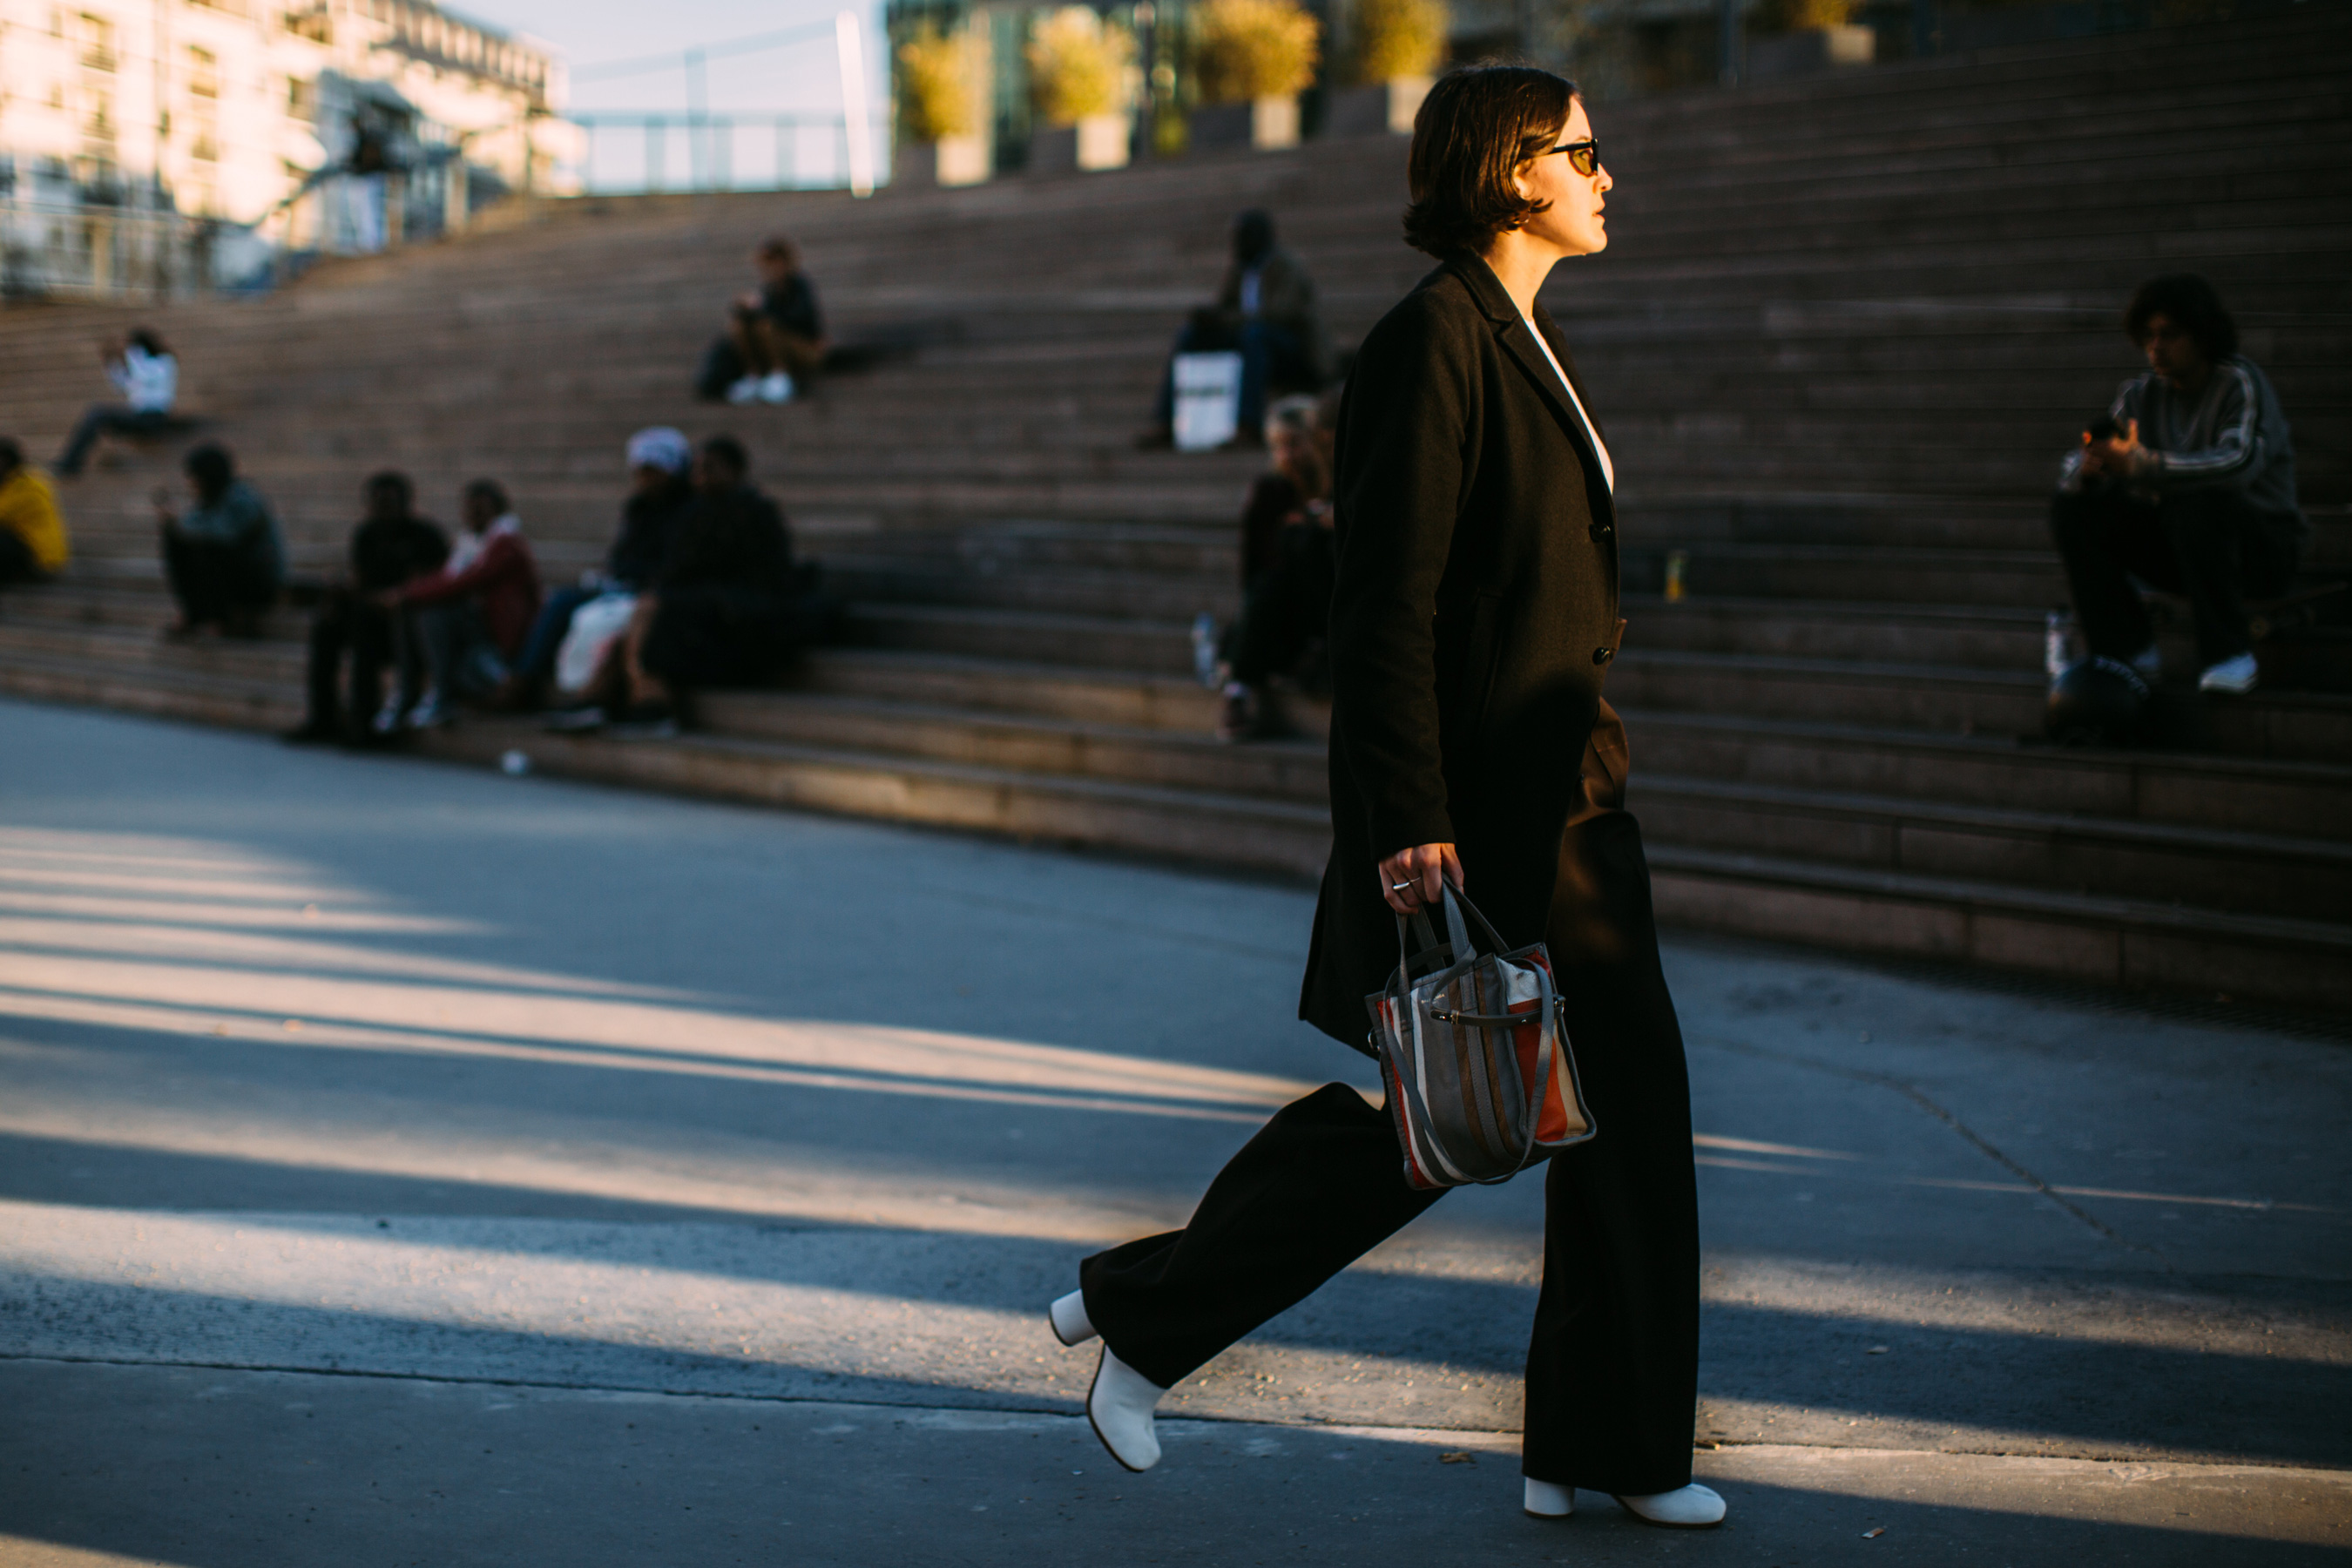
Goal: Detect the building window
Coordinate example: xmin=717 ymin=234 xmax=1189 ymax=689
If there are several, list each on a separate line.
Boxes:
xmin=78 ymin=12 xmax=116 ymax=71
xmin=187 ymin=45 xmax=220 ymax=98
xmin=283 ymin=4 xmax=332 ymax=43
xmin=287 ymin=76 xmax=318 ymax=120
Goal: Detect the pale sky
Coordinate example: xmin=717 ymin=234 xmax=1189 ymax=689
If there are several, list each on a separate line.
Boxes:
xmin=453 ymin=0 xmax=889 ymax=188
xmin=456 ymin=0 xmax=885 ymax=118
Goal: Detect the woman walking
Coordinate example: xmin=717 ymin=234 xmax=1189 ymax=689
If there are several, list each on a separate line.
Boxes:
xmin=1045 ymin=64 xmax=1723 ymax=1529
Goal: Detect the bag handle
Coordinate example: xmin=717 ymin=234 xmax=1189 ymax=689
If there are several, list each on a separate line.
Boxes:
xmin=1440 ymin=884 xmax=1513 ymax=955
xmin=1391 ymin=882 xmax=1514 ymax=987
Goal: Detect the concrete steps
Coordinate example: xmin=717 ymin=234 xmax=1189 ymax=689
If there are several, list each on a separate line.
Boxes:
xmin=416 ymin=717 xmax=1334 ymax=879
xmin=5 ymin=6 xmax=2349 ymax=1014
xmin=1645 ymin=845 xmax=2352 ymax=1014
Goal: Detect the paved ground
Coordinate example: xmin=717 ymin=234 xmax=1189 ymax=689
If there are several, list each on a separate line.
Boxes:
xmin=0 ymin=696 xmax=2345 ymax=1566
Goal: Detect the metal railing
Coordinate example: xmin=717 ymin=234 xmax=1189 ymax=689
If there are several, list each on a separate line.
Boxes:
xmin=0 ymin=199 xmax=227 ymax=301
xmin=571 ymin=113 xmax=883 ymax=194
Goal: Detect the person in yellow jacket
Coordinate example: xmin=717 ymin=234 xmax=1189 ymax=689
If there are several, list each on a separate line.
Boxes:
xmin=0 ymin=438 xmax=70 ymax=585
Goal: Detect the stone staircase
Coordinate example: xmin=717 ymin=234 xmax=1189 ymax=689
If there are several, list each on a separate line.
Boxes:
xmin=3 ymin=7 xmax=2349 ymax=1013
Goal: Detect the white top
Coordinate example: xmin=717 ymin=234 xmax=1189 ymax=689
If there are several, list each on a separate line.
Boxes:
xmin=1519 ymin=314 xmax=1612 ymax=493
xmin=110 ymin=347 xmax=178 ymax=413
xmin=444 ymin=512 xmax=521 ymax=577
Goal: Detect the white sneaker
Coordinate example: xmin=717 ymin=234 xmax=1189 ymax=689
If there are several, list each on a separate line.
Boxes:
xmin=726 ymin=375 xmax=761 ymax=405
xmin=1191 ymin=612 xmax=1220 ymax=688
xmin=2130 ymin=644 xmax=2163 ymax=681
xmin=1616 ymin=1483 xmax=1727 ymax=1529
xmin=759 ymin=371 xmax=795 ymax=405
xmin=1049 ymin=1289 xmax=1098 ymax=1347
xmin=2197 ymin=652 xmax=2259 ymax=693
xmin=1524 ymin=1478 xmax=1574 ymax=1518
xmin=406 ymin=694 xmax=451 ymax=730
xmin=371 ymin=699 xmax=406 ymax=735
xmin=1085 ymin=1347 xmax=1166 ymax=1473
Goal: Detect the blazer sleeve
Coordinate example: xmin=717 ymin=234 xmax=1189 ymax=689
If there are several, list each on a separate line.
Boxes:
xmin=1328 ymin=293 xmax=1477 ymax=859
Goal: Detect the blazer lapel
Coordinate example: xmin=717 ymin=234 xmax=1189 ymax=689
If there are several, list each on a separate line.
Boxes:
xmin=1531 ymin=306 xmax=1618 ymax=548
xmin=1443 ymin=256 xmax=1612 ymax=510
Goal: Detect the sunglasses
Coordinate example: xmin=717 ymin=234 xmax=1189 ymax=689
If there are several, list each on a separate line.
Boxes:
xmin=1538 ymin=139 xmax=1602 ymax=177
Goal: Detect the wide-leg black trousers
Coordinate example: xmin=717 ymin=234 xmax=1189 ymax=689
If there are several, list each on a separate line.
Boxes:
xmin=1081 ymin=811 xmax=1700 ymax=1495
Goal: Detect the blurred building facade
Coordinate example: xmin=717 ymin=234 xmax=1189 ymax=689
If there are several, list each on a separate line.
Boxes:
xmin=883 ymin=0 xmax=2243 ymax=176
xmin=0 ymin=0 xmax=579 ymax=297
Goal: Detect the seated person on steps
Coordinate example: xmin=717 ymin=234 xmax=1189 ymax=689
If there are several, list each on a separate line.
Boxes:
xmin=286 ymin=472 xmax=449 ymax=744
xmin=2051 ymin=273 xmax=2306 ymax=697
xmin=57 ymin=329 xmax=179 ymax=477
xmin=0 ymin=438 xmax=69 ymax=590
xmin=1210 ymin=394 xmax=1337 ymax=742
xmin=696 ymin=236 xmax=828 ymax=407
xmin=555 ymin=436 xmax=805 ymax=733
xmin=387 ymin=479 xmax=542 ymax=730
xmin=495 ymin=427 xmax=697 ymax=711
xmin=155 ymin=443 xmax=285 ymax=639
xmin=1141 ymin=210 xmax=1326 ymax=449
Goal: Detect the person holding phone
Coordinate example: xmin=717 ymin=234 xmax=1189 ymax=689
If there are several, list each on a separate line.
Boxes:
xmin=1044 ymin=65 xmax=1722 ymax=1530
xmin=2052 ymin=274 xmax=2307 ymax=695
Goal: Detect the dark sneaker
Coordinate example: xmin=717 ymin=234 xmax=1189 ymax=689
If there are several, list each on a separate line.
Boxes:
xmin=1216 ymin=686 xmax=1256 ymax=743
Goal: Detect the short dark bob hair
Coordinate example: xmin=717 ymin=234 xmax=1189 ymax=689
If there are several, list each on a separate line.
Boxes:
xmin=1402 ymin=64 xmax=1578 ymax=259
xmin=2125 ymin=274 xmax=2238 ymax=362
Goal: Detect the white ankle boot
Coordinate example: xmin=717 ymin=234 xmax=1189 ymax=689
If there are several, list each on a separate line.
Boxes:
xmin=1616 ymin=1483 xmax=1727 ymax=1528
xmin=1524 ymin=1478 xmax=1574 ymax=1517
xmin=1086 ymin=1347 xmax=1166 ymax=1472
xmin=1049 ymin=1289 xmax=1098 ymax=1347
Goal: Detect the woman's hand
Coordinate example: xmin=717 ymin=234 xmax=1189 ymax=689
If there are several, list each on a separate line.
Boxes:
xmin=1378 ymin=842 xmax=1463 ymax=916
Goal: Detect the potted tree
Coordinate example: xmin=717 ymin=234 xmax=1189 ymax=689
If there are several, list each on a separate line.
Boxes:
xmin=1026 ymin=7 xmax=1138 ymax=173
xmin=894 ymin=24 xmax=991 ymax=186
xmin=1187 ymin=0 xmax=1321 ymax=153
xmin=1746 ymin=0 xmax=1876 ymax=79
xmin=1328 ymin=0 xmax=1446 ymax=136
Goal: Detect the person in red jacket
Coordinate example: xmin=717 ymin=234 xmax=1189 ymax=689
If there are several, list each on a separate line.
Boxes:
xmin=387 ymin=478 xmax=541 ymax=729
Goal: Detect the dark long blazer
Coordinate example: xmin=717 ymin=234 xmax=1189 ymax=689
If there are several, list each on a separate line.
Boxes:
xmin=1299 ymin=253 xmax=1623 ymax=1051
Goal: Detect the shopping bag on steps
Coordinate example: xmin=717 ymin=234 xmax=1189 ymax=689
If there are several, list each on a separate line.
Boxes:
xmin=553 ymin=591 xmax=638 ymax=699
xmin=1172 ymin=351 xmax=1243 ymax=452
xmin=1365 ymin=884 xmax=1597 ymax=1189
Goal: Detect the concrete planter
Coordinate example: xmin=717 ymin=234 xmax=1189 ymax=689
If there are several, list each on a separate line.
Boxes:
xmin=1188 ymin=94 xmax=1301 ymax=153
xmin=1323 ymin=76 xmax=1429 ymax=137
xmin=1747 ymin=24 xmax=1876 ymax=80
xmin=893 ymin=133 xmax=991 ymax=188
xmin=1027 ymin=114 xmax=1132 ymax=175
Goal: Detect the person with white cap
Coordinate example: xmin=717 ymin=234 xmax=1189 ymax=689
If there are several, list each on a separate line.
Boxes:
xmin=492 ymin=427 xmax=697 ymax=709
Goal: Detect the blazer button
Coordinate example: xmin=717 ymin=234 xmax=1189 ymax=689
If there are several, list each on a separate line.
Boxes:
xmin=1588 ymin=521 xmax=1613 ymax=540
xmin=1592 ymin=646 xmax=1614 ymax=666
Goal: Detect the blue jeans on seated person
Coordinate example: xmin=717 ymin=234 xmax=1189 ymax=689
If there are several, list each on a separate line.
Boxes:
xmin=1152 ymin=319 xmax=1311 ymax=440
xmin=513 ymin=583 xmax=602 ymax=688
xmin=57 ymin=406 xmax=170 ymax=476
xmin=416 ymin=603 xmax=509 ymax=702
